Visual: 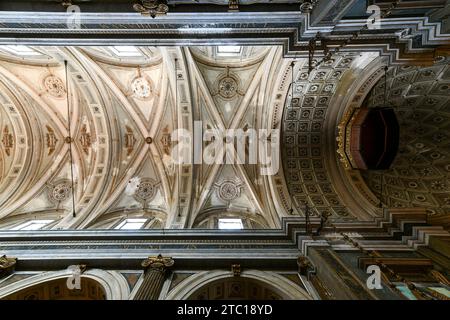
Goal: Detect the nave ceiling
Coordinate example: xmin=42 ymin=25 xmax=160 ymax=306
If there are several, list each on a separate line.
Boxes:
xmin=0 ymin=45 xmax=287 ymax=230
xmin=0 ymin=45 xmax=448 ymax=230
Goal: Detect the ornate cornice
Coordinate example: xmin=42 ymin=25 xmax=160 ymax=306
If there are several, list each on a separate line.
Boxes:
xmin=141 ymin=254 xmax=174 ymax=271
xmin=0 ymin=11 xmax=447 ymax=64
xmin=0 ymin=210 xmax=438 ymax=273
xmin=336 ymin=108 xmax=357 ymax=170
xmin=0 ymin=254 xmax=16 ymax=278
xmin=133 ymin=0 xmax=169 ymax=18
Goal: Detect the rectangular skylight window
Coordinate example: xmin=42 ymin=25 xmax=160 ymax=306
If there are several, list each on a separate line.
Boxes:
xmin=218 ymin=218 xmax=244 ymax=230
xmin=110 ymin=46 xmax=142 ymax=57
xmin=115 ymin=218 xmax=147 ymax=230
xmin=217 ymin=46 xmax=242 ymax=56
xmin=2 ymin=45 xmax=41 ymax=56
xmin=12 ymin=220 xmax=54 ymax=231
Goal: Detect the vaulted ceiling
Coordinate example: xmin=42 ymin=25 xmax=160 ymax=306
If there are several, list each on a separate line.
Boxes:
xmin=362 ymin=61 xmax=450 ymax=217
xmin=0 ymin=45 xmax=288 ymax=230
xmin=0 ymin=45 xmax=448 ymax=230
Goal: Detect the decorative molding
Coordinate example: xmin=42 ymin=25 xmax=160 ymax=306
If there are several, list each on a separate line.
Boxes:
xmin=43 ymin=75 xmax=66 ymax=99
xmin=228 ymin=0 xmax=239 ymax=12
xmin=336 ymin=108 xmax=356 ymax=170
xmin=0 ymin=269 xmax=130 ymax=300
xmin=1 ymin=125 xmax=13 ymax=157
xmin=231 ymin=264 xmax=241 ymax=276
xmin=299 ymin=0 xmax=319 ymax=14
xmin=133 ymin=178 xmax=159 ymax=204
xmin=0 ymin=255 xmax=16 ymax=279
xmin=0 ymin=10 xmax=447 ymax=65
xmin=124 ymin=125 xmax=137 ymax=156
xmin=47 ymin=179 xmax=72 ymax=204
xmin=160 ymin=125 xmax=172 ymax=155
xmin=55 ymin=0 xmax=92 ymax=8
xmin=131 ymin=76 xmax=153 ymax=99
xmin=79 ymin=124 xmax=92 ymax=156
xmin=0 ymin=213 xmax=435 ymax=261
xmin=331 ymin=59 xmax=387 ymax=211
xmin=216 ymin=180 xmax=242 ymax=202
xmin=45 ymin=125 xmax=59 ymax=156
xmin=133 ymin=0 xmax=169 ymax=18
xmin=141 ymin=254 xmax=174 ymax=271
xmin=297 ymin=255 xmax=314 ymax=276
xmin=165 ymin=269 xmax=312 ymax=300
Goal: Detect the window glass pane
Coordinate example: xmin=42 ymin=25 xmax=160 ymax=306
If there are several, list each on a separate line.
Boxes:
xmin=12 ymin=220 xmax=54 ymax=231
xmin=218 ymin=46 xmax=241 ymax=53
xmin=115 ymin=218 xmax=147 ymax=230
xmin=218 ymin=218 xmax=243 ymax=230
xmin=3 ymin=45 xmax=41 ymax=56
xmin=217 ymin=46 xmax=241 ymax=56
xmin=110 ymin=46 xmax=142 ymax=57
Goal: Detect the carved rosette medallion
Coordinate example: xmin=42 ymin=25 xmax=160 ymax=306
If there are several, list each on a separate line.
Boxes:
xmin=218 ymin=76 xmax=239 ymax=99
xmin=131 ymin=76 xmax=153 ymax=99
xmin=133 ymin=178 xmax=157 ymax=203
xmin=43 ymin=75 xmax=66 ymax=98
xmin=48 ymin=180 xmax=71 ymax=203
xmin=217 ymin=180 xmax=241 ymax=202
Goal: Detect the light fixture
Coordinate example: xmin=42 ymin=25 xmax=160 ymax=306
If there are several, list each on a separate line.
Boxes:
xmin=304 ymin=201 xmax=310 ymax=235
xmin=175 ymin=58 xmax=182 ymax=219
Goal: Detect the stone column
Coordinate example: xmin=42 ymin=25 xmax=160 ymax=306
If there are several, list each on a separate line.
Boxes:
xmin=134 ymin=254 xmax=174 ymax=300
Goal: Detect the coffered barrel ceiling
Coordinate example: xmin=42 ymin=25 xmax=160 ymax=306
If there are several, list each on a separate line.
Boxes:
xmin=280 ymin=51 xmax=383 ymax=221
xmin=328 ymin=56 xmax=450 ymax=226
xmin=280 ymin=52 xmax=450 ymax=224
xmin=362 ymin=60 xmax=450 ymax=217
xmin=0 ymin=45 xmax=448 ymax=230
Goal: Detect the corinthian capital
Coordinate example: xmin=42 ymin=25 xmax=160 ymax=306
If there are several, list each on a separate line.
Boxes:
xmin=297 ymin=255 xmax=314 ymax=276
xmin=141 ymin=254 xmax=174 ymax=271
xmin=0 ymin=255 xmax=17 ymax=278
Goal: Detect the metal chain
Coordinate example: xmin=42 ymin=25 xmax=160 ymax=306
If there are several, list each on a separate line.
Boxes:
xmin=64 ymin=61 xmax=77 ymax=218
